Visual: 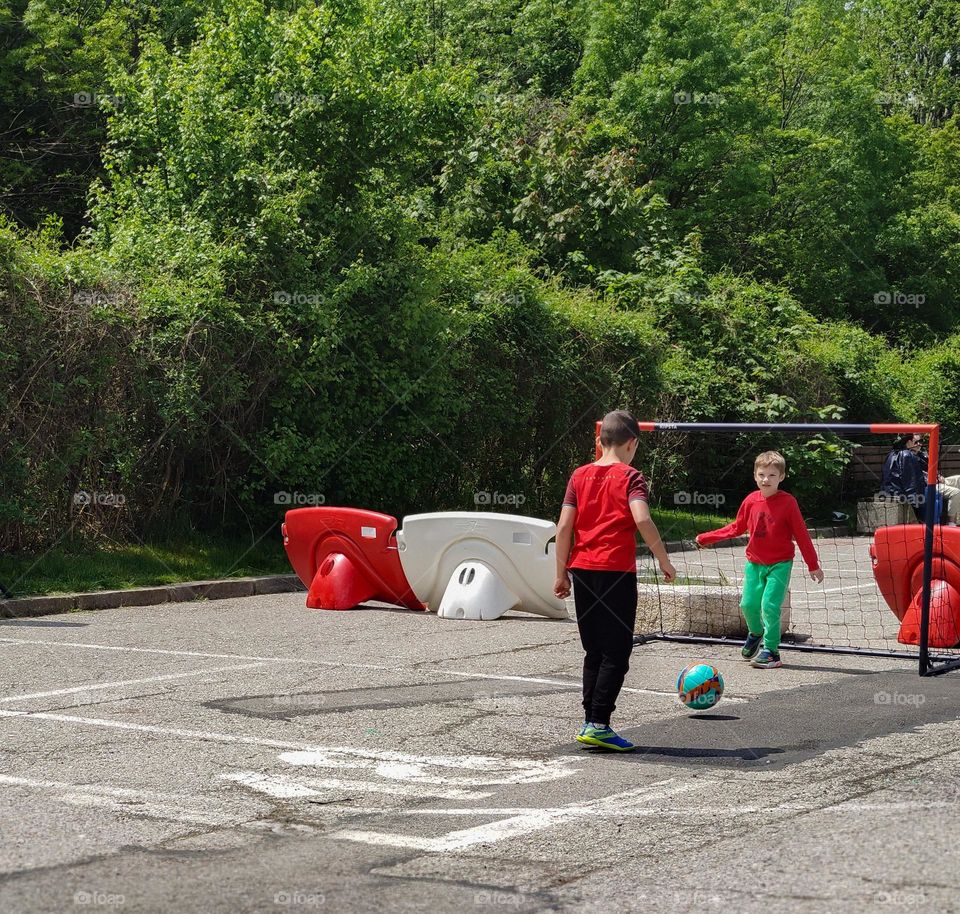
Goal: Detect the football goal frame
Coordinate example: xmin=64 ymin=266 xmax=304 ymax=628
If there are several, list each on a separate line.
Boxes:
xmin=594 ymin=420 xmax=956 ymax=677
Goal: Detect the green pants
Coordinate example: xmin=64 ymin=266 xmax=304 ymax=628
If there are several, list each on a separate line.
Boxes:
xmin=741 ymin=559 xmax=793 ymax=651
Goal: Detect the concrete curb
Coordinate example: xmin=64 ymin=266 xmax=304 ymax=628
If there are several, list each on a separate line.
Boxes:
xmin=0 ymin=523 xmax=864 ymax=617
xmin=0 ymin=574 xmax=305 ymax=619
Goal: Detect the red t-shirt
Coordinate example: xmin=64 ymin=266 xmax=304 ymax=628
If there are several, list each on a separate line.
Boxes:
xmin=562 ymin=462 xmax=649 ymax=572
xmin=695 ymin=489 xmax=820 ymax=571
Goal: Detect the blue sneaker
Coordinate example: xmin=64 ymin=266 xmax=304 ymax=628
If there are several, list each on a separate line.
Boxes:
xmin=751 ymin=648 xmax=782 ymax=669
xmin=741 ymin=632 xmax=763 ymax=660
xmin=576 ymin=724 xmax=636 ymax=752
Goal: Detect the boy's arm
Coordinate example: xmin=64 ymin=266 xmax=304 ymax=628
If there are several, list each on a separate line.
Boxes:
xmin=630 ymin=499 xmax=676 ymax=582
xmin=555 ymin=506 xmax=575 ymax=574
xmin=791 ymin=500 xmax=822 ymax=576
xmin=909 ymin=453 xmax=928 ymax=502
xmin=695 ymin=498 xmax=749 ymax=548
xmin=553 ymin=505 xmax=576 ymax=598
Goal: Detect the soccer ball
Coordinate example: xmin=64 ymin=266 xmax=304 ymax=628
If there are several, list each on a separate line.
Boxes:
xmin=677 ymin=663 xmax=724 ymax=710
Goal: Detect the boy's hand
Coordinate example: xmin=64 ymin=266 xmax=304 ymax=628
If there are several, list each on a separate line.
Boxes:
xmin=554 ymin=573 xmax=571 ymax=600
xmin=659 ymin=558 xmax=677 ymax=583
xmin=694 ymin=534 xmax=707 ymax=550
xmin=810 ymin=568 xmax=824 ymax=584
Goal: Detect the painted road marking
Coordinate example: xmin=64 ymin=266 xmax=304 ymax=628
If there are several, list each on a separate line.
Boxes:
xmin=432 ymin=668 xmax=747 ymax=701
xmin=0 ymin=637 xmax=747 ymax=702
xmin=0 ymin=774 xmax=233 ymax=826
xmin=818 ymin=581 xmax=884 ymax=594
xmin=330 ymin=780 xmax=699 ymax=851
xmin=279 ymin=750 xmax=574 ymax=786
xmin=222 ymin=771 xmax=489 ymax=801
xmin=0 ymin=637 xmax=385 ymax=668
xmin=0 ymin=710 xmax=576 ymax=787
xmin=0 ymin=662 xmax=268 ymax=703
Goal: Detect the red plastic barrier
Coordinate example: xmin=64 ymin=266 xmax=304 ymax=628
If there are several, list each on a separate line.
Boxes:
xmin=282 ymin=507 xmax=424 ymax=611
xmin=897 ymin=580 xmax=960 ymax=647
xmin=871 ymin=524 xmax=960 ymax=647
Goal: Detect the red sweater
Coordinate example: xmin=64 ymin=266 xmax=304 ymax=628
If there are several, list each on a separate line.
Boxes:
xmin=695 ymin=490 xmax=820 ymax=571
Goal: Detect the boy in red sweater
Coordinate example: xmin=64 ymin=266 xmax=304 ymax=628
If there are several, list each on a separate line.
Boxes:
xmin=696 ymin=451 xmax=824 ymax=668
xmin=554 ymin=410 xmax=676 ymax=751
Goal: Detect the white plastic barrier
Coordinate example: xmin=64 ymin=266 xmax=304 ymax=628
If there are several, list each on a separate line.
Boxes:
xmin=396 ymin=512 xmax=568 ymax=620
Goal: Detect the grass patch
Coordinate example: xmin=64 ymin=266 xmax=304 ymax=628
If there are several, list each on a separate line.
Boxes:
xmin=0 ymin=506 xmax=740 ymax=598
xmin=646 ymin=507 xmax=735 ymax=543
xmin=0 ymin=534 xmax=290 ymax=597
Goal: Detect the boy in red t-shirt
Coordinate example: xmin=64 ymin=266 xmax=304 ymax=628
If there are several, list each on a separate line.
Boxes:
xmin=554 ymin=410 xmax=676 ymax=752
xmin=696 ymin=451 xmax=824 ymax=669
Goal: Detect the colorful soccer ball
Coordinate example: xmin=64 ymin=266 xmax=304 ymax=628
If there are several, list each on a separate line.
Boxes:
xmin=677 ymin=663 xmax=724 ymax=710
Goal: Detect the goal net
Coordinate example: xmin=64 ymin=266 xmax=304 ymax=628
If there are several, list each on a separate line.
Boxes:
xmin=594 ymin=421 xmax=960 ymax=677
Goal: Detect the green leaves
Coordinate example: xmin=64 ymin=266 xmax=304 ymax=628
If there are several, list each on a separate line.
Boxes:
xmin=4 ymin=0 xmax=960 ymax=551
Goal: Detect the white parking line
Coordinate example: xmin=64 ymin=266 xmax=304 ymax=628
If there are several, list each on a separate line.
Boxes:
xmin=0 ymin=636 xmax=372 ymax=666
xmin=0 ymin=774 xmax=234 ymax=826
xmin=0 ymin=710 xmax=577 ymax=787
xmin=433 ymin=667 xmax=749 ymax=701
xmin=222 ymin=771 xmax=490 ymax=801
xmin=0 ymin=636 xmax=744 ymax=701
xmin=0 ymin=707 xmax=308 ymax=748
xmin=279 ymin=750 xmax=571 ymax=786
xmin=818 ymin=582 xmax=885 ymax=594
xmin=331 ymin=780 xmax=699 ymax=851
xmin=0 ymin=662 xmax=269 ymax=703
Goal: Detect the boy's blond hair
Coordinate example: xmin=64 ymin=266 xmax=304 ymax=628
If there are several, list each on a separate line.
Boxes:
xmin=754 ymin=450 xmax=786 ymax=475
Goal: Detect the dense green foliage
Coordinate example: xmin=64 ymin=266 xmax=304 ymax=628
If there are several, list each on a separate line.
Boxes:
xmin=2 ymin=0 xmax=959 ymax=550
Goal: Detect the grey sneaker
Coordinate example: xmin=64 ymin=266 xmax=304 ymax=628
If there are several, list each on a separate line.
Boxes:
xmin=741 ymin=633 xmax=763 ymax=660
xmin=751 ymin=648 xmax=782 ymax=669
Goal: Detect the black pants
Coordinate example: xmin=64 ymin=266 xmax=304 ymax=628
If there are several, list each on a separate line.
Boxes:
xmin=570 ymin=568 xmax=637 ymax=727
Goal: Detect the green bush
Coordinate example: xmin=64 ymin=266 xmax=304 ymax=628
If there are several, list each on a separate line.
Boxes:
xmin=4 ymin=0 xmax=960 ymax=560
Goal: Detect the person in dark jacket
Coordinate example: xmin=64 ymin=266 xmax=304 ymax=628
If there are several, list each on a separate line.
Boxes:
xmin=881 ymin=434 xmax=941 ymax=522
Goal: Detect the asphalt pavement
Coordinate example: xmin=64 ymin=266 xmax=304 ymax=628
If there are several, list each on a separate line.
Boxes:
xmin=0 ymin=594 xmax=958 ymax=913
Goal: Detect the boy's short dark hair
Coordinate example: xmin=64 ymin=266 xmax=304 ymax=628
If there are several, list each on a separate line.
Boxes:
xmin=599 ymin=410 xmax=640 ymax=447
